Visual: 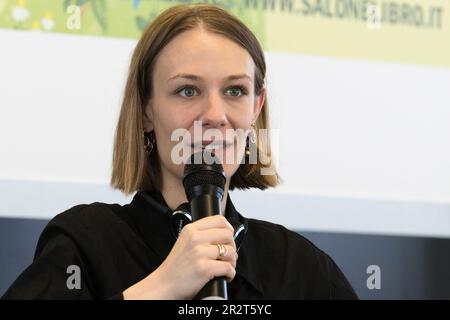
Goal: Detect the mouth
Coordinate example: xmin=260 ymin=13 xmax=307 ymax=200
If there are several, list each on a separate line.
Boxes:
xmin=190 ymin=140 xmax=233 ymax=152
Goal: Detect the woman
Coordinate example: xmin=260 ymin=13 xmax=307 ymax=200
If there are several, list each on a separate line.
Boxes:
xmin=2 ymin=4 xmax=357 ymax=300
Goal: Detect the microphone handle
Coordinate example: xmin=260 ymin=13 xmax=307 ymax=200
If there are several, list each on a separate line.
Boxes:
xmin=190 ymin=193 xmax=228 ymax=300
xmin=196 ymin=277 xmax=228 ymax=300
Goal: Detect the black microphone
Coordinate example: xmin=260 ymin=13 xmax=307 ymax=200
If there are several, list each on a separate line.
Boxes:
xmin=182 ymin=151 xmax=227 ymax=300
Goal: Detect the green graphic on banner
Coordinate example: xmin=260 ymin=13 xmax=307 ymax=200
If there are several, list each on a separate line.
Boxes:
xmin=0 ymin=0 xmax=266 ymax=43
xmin=0 ymin=0 xmax=449 ymax=68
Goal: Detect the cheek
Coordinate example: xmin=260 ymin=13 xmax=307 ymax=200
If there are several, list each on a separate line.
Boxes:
xmin=153 ymin=103 xmax=193 ymax=139
xmin=221 ymin=139 xmax=247 ymax=179
xmin=151 ymin=106 xmax=194 ymax=175
xmin=228 ymin=104 xmax=254 ymax=127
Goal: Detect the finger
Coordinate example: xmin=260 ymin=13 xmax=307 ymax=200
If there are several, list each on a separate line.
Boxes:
xmin=197 ymin=229 xmax=236 ymax=251
xmin=207 ymin=244 xmax=236 ymax=264
xmin=192 ymin=245 xmax=237 ymax=267
xmin=206 ymin=260 xmax=236 ymax=283
xmin=188 ymin=215 xmax=234 ymax=233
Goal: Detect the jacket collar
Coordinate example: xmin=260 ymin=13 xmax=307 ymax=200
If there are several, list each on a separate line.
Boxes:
xmin=126 ymin=190 xmax=263 ymax=296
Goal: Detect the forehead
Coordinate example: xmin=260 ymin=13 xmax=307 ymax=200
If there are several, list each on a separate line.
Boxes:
xmin=153 ymin=28 xmax=255 ymax=81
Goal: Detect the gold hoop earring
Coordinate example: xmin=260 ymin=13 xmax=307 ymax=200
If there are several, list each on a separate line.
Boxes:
xmin=249 ymin=123 xmax=257 ymax=144
xmin=143 ymin=131 xmax=155 ymax=154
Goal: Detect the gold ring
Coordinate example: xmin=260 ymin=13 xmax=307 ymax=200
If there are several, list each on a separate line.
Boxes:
xmin=217 ymin=244 xmax=227 ymax=258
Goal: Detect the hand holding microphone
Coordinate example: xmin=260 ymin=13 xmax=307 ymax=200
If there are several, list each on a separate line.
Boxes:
xmin=182 ymin=151 xmax=230 ymax=300
xmin=123 ymin=152 xmax=237 ymax=300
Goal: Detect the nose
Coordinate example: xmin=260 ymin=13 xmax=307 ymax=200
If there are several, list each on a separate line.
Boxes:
xmin=200 ymin=91 xmax=227 ymax=129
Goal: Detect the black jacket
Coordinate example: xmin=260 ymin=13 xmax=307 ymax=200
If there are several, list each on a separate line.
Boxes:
xmin=2 ymin=191 xmax=357 ymax=300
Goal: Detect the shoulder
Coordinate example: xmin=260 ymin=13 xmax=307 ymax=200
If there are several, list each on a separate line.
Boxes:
xmin=245 ymin=218 xmax=332 ymax=269
xmin=244 ymin=218 xmax=357 ymax=299
xmin=246 ymin=217 xmax=322 ymax=257
xmin=44 ymin=202 xmax=125 ymax=236
xmin=4 ymin=202 xmax=131 ymax=299
xmin=49 ymin=202 xmax=122 ymax=226
xmin=247 ymin=218 xmax=336 ymax=278
xmin=35 ymin=201 xmax=131 ymax=256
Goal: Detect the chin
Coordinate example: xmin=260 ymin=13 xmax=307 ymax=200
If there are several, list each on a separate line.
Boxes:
xmin=222 ymin=162 xmax=241 ymax=181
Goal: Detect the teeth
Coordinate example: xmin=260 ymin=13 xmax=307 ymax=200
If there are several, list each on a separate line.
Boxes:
xmin=204 ymin=144 xmax=221 ymax=149
xmin=192 ymin=142 xmax=231 ymax=149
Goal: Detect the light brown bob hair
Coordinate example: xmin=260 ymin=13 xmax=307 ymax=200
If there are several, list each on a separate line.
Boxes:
xmin=111 ymin=4 xmax=279 ymax=195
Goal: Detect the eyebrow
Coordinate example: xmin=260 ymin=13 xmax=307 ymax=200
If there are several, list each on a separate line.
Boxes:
xmin=167 ymin=73 xmax=251 ymax=82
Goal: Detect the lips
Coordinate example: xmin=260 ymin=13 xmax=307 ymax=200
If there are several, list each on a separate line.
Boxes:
xmin=191 ymin=140 xmax=233 ymax=151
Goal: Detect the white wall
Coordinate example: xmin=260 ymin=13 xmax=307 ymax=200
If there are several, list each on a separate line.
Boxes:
xmin=1 ymin=29 xmax=449 ymax=237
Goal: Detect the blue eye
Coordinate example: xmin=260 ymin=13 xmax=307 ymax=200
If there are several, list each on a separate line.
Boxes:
xmin=175 ymin=85 xmax=248 ymax=98
xmin=177 ymin=86 xmax=198 ymax=98
xmin=227 ymin=86 xmax=247 ymax=97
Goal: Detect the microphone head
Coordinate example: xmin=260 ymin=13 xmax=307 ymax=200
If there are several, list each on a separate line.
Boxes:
xmin=182 ymin=152 xmax=226 ymax=201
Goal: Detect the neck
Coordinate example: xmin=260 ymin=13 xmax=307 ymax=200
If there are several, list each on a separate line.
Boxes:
xmin=160 ymin=169 xmax=230 ymax=214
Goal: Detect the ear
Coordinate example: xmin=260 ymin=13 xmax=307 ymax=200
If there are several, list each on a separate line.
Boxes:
xmin=143 ymin=101 xmax=154 ymax=132
xmin=252 ymin=84 xmax=266 ymax=124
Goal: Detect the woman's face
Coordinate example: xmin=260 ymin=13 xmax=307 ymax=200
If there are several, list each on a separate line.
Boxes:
xmin=144 ymin=27 xmax=265 ymax=187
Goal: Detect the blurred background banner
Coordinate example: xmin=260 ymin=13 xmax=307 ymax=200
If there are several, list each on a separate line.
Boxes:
xmin=0 ymin=0 xmax=449 ymax=67
xmin=1 ymin=0 xmax=449 ymax=299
